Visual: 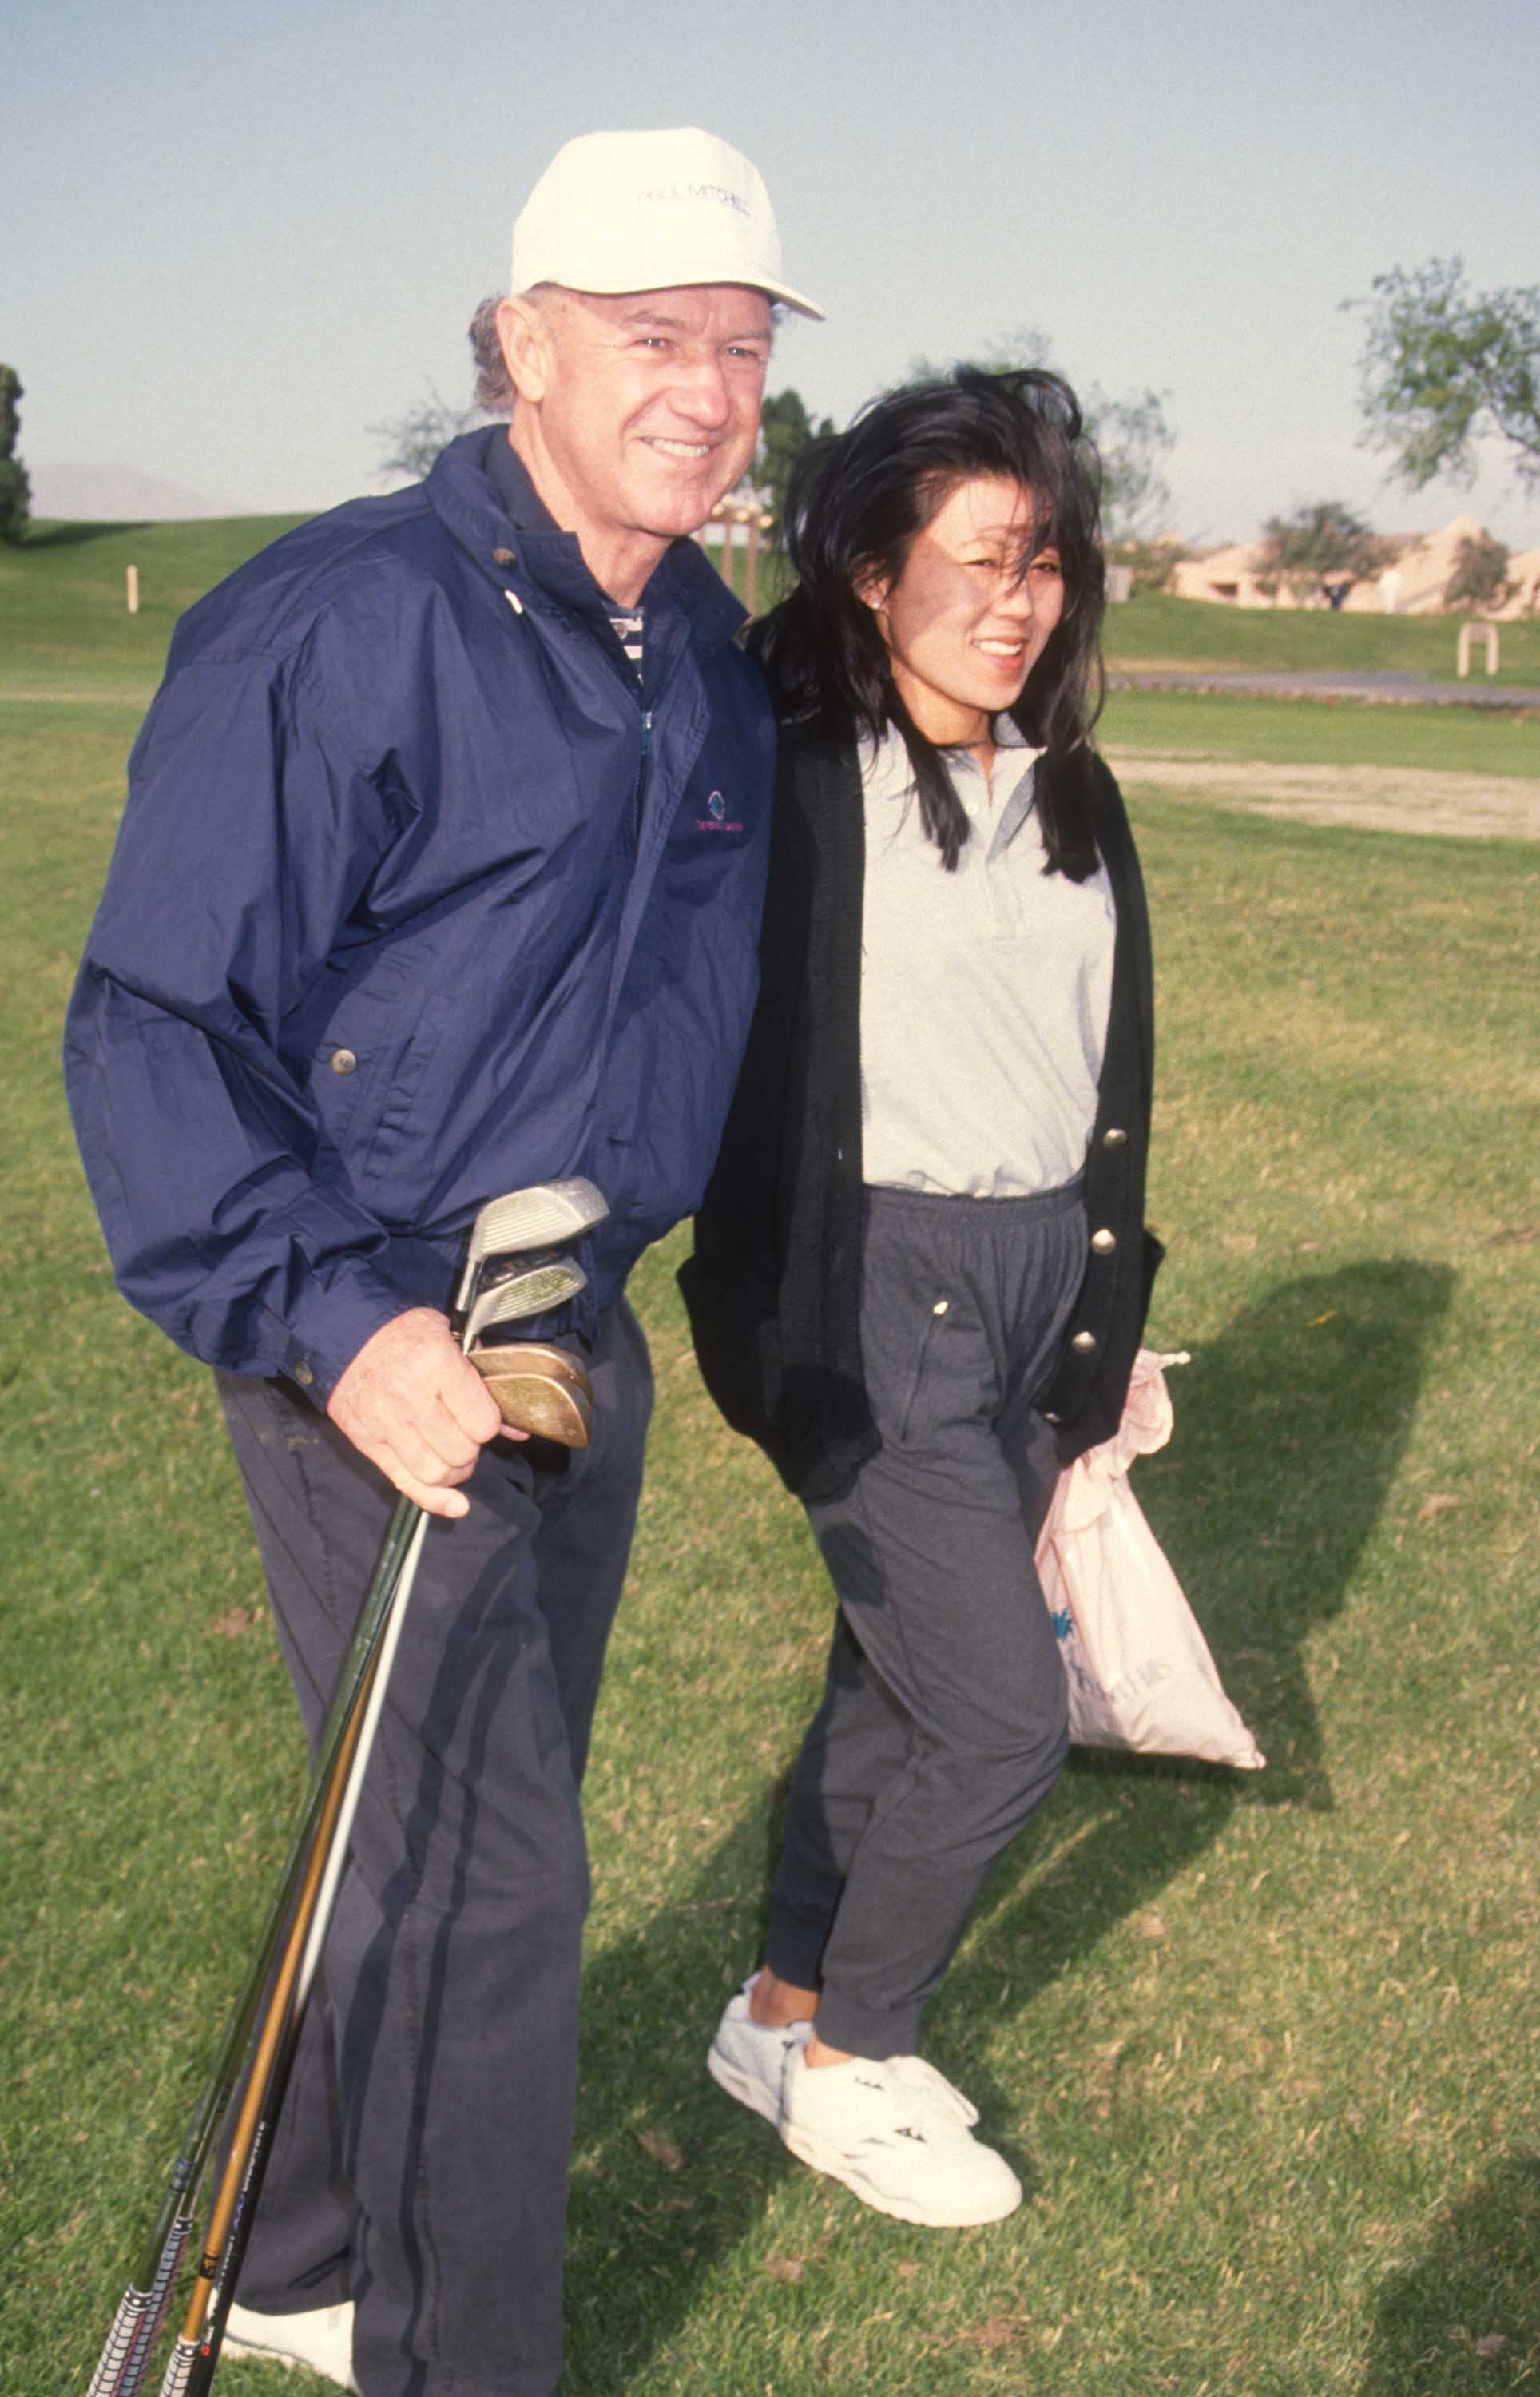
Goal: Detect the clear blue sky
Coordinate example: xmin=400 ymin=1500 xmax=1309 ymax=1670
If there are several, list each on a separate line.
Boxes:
xmin=9 ymin=0 xmax=1540 ymax=544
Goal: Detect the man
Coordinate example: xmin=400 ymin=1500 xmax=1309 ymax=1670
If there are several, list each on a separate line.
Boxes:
xmin=64 ymin=128 xmax=820 ymax=2397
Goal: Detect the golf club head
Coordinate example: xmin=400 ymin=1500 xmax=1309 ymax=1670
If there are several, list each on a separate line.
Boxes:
xmin=474 ymin=1342 xmax=592 ymax=1390
xmin=453 ymin=1179 xmax=609 ymax=1311
xmin=462 ymin=1254 xmax=587 ymax=1345
xmin=470 ymin=1344 xmax=595 ymax=1448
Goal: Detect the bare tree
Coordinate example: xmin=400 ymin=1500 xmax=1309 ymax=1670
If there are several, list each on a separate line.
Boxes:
xmin=371 ymin=387 xmax=484 ymax=485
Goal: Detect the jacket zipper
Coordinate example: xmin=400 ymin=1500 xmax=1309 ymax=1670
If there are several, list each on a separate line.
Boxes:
xmin=632 ymin=706 xmax=653 ymax=840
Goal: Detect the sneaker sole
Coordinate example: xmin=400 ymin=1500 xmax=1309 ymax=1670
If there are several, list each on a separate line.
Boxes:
xmin=779 ymin=2121 xmax=1022 ymax=2228
xmin=707 ymin=2038 xmax=784 ymax=2129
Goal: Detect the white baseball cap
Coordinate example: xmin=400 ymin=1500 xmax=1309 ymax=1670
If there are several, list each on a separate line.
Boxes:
xmin=510 ymin=127 xmax=824 ymax=320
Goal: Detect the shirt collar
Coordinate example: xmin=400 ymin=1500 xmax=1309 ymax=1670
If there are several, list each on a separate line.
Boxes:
xmin=860 ymin=713 xmax=1044 ymax=809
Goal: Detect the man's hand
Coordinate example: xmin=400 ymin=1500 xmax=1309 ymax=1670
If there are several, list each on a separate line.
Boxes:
xmin=327 ymin=1307 xmax=519 ymax=1518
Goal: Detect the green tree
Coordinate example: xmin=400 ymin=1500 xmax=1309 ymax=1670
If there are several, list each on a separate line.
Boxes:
xmin=1257 ymin=499 xmax=1390 ymax=600
xmin=1446 ymin=532 xmax=1510 ymax=612
xmin=756 ymin=387 xmax=835 ymax=538
xmin=1348 ymin=256 xmax=1540 ymax=495
xmin=909 ymin=328 xmax=1176 ymax=541
xmin=0 ymin=364 xmax=31 ymax=545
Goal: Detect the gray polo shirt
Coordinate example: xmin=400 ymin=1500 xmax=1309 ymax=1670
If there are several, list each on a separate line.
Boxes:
xmin=859 ymin=719 xmax=1116 ymax=1198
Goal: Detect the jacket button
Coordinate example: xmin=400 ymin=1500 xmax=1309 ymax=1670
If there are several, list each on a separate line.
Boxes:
xmin=1103 ymin=1126 xmax=1128 ymax=1148
xmin=331 ymin=1047 xmax=358 ymax=1075
xmin=1043 ymin=1409 xmax=1061 ymax=1425
xmin=1070 ymin=1330 xmax=1098 ymax=1354
xmin=1090 ymin=1228 xmax=1117 ymax=1255
xmin=492 ymin=547 xmax=517 ymax=567
xmin=292 ymin=1360 xmax=315 ymax=1386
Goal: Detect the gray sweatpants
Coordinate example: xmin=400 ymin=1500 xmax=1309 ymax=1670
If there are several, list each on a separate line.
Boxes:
xmin=765 ymin=1181 xmax=1086 ymax=2057
xmin=215 ymin=1300 xmax=652 ymax=2397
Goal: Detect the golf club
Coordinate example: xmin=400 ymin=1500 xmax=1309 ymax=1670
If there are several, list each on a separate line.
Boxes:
xmin=85 ymin=1179 xmax=605 ymax=2397
xmin=471 ymin=1342 xmax=594 ymax=1447
xmin=463 ymin=1248 xmax=589 ymax=1346
xmin=450 ymin=1177 xmax=607 ymax=1318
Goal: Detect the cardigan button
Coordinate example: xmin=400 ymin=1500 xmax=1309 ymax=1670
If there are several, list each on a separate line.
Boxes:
xmin=292 ymin=1360 xmax=315 ymax=1386
xmin=1090 ymin=1228 xmax=1117 ymax=1255
xmin=331 ymin=1047 xmax=359 ymax=1075
xmin=492 ymin=547 xmax=517 ymax=567
xmin=1102 ymin=1126 xmax=1128 ymax=1148
xmin=1070 ymin=1330 xmax=1098 ymax=1354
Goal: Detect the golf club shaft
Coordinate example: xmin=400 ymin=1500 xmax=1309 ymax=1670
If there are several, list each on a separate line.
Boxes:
xmin=174 ymin=1517 xmax=431 ymax=2396
xmin=84 ymin=1498 xmax=421 ymax=2397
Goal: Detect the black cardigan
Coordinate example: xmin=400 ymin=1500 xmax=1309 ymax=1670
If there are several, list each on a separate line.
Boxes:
xmin=680 ymin=719 xmax=1161 ymax=1505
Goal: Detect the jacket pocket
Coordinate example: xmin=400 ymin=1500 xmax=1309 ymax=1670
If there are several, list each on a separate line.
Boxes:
xmin=355 ymin=991 xmax=453 ymax=1194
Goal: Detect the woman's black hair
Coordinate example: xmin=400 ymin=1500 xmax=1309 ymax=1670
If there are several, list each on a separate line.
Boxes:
xmin=758 ymin=366 xmax=1106 ymax=876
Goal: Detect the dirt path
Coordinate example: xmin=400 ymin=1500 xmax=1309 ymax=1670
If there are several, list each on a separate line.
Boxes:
xmin=1103 ymin=751 xmax=1540 ymax=840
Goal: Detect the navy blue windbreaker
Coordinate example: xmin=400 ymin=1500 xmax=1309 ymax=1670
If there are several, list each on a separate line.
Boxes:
xmin=63 ymin=429 xmax=775 ymax=1400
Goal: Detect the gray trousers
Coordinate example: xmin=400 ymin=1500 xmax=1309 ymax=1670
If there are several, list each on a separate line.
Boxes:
xmin=766 ymin=1182 xmax=1086 ymax=2057
xmin=215 ymin=1300 xmax=652 ymax=2397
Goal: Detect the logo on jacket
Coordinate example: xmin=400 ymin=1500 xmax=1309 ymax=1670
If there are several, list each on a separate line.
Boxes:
xmin=696 ymin=788 xmax=744 ymax=833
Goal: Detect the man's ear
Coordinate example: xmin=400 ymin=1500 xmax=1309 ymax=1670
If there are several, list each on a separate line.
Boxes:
xmin=498 ymin=296 xmax=553 ymax=405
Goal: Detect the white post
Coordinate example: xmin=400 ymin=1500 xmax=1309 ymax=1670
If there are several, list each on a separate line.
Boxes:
xmin=1456 ymin=622 xmax=1498 ymax=678
xmin=125 ymin=565 xmax=140 ymax=615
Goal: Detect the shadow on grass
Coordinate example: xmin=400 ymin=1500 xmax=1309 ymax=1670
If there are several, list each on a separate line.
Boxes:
xmin=566 ymin=1809 xmax=800 ymax=2393
xmin=1141 ymin=1256 xmax=1455 ymax=1811
xmin=1356 ymin=2152 xmax=1540 ymax=2393
xmin=22 ymin=519 xmax=152 ymax=547
xmin=563 ymin=1258 xmax=1453 ymax=2388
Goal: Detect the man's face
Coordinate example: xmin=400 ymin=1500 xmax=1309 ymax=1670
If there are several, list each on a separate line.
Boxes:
xmin=505 ymin=285 xmax=773 ymax=566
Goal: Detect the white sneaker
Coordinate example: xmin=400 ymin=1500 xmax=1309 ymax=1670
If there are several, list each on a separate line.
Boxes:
xmin=779 ymin=2049 xmax=1022 ymax=2227
xmin=707 ymin=1978 xmax=813 ymax=2125
xmin=223 ymin=2300 xmax=359 ymax=2391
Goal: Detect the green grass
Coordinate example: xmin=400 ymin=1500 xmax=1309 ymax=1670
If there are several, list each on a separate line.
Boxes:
xmin=0 ymin=517 xmax=308 ymax=701
xmin=1101 ymin=688 xmax=1540 ymax=777
xmin=1105 ymin=589 xmax=1540 ymax=688
xmin=2 ymin=531 xmax=1538 ymax=2397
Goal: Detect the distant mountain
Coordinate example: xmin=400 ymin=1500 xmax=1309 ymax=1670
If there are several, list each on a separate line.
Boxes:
xmin=27 ymin=463 xmax=255 ymax=522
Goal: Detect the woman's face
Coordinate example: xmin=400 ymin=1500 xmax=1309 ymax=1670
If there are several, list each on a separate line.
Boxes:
xmin=860 ymin=475 xmax=1065 ymax=747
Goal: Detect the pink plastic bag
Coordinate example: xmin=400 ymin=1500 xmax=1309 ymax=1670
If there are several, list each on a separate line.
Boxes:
xmin=1035 ymin=1350 xmax=1264 ymax=1770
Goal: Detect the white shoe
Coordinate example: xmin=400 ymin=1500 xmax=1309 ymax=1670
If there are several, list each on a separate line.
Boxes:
xmin=779 ymin=2049 xmax=1022 ymax=2227
xmin=223 ymin=2300 xmax=359 ymax=2391
xmin=707 ymin=1978 xmax=813 ymax=2125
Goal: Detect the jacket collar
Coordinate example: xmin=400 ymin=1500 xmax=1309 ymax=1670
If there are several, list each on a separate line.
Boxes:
xmin=425 ymin=426 xmax=747 ymax=652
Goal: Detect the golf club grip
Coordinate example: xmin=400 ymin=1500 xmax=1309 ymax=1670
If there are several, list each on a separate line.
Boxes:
xmin=156 ymin=2341 xmax=196 ymax=2397
xmin=123 ymin=2213 xmax=192 ymax=2386
xmin=85 ymin=2287 xmax=149 ymax=2397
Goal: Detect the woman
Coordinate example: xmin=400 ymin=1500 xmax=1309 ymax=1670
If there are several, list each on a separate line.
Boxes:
xmin=680 ymin=368 xmax=1161 ymax=2228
